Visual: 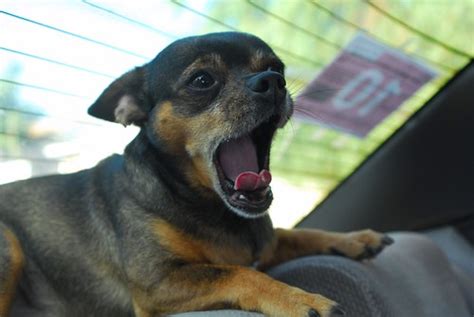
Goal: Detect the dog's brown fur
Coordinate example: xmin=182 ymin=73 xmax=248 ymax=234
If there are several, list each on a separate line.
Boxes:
xmin=0 ymin=227 xmax=24 ymax=316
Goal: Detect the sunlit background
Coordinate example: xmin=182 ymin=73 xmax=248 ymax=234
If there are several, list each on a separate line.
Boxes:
xmin=1 ymin=0 xmax=473 ymax=228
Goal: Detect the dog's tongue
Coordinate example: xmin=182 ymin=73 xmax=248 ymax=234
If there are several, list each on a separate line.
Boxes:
xmin=234 ymin=170 xmax=272 ymax=192
xmin=218 ymin=135 xmax=272 ymax=191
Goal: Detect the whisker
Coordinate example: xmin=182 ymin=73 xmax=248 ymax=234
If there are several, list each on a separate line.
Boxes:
xmin=293 ymin=107 xmax=325 ymax=122
xmin=293 ymin=88 xmax=340 ymax=99
xmin=288 ymin=83 xmax=307 ymax=96
xmin=292 ymin=106 xmax=341 ymax=132
xmin=287 ymin=82 xmax=303 ymax=95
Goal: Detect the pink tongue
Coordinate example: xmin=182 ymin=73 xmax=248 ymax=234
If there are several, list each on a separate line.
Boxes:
xmin=234 ymin=170 xmax=272 ymax=191
xmin=218 ymin=135 xmax=272 ymax=191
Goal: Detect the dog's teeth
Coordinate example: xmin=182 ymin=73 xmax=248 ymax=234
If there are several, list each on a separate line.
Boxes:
xmin=238 ymin=194 xmax=247 ymax=200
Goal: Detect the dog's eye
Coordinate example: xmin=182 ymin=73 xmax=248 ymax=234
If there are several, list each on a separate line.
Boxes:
xmin=189 ymin=71 xmax=215 ymax=89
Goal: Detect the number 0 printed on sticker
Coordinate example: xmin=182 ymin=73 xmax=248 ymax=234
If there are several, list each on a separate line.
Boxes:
xmin=296 ymin=33 xmax=437 ymax=137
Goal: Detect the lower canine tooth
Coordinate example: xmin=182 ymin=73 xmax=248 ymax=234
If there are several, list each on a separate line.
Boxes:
xmin=238 ymin=194 xmax=246 ymax=200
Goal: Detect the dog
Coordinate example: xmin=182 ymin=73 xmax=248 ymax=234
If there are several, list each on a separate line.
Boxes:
xmin=0 ymin=32 xmax=393 ymax=317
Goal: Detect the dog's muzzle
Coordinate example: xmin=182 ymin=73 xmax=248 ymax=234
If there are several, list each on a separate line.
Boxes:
xmin=212 ymin=70 xmax=290 ymax=218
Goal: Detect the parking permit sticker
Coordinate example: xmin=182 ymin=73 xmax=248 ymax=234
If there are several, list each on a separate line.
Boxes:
xmin=295 ymin=33 xmax=437 ymax=137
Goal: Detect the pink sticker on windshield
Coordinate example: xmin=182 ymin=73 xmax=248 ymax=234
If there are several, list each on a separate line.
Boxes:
xmin=295 ymin=33 xmax=437 ymax=137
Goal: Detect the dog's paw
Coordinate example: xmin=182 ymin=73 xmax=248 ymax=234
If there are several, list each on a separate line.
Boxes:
xmin=292 ymin=292 xmax=344 ymax=317
xmin=264 ymin=287 xmax=344 ymax=317
xmin=308 ymin=304 xmax=346 ymax=317
xmin=329 ymin=229 xmax=393 ymax=260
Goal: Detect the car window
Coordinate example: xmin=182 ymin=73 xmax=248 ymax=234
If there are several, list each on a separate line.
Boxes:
xmin=1 ymin=0 xmax=473 ymax=228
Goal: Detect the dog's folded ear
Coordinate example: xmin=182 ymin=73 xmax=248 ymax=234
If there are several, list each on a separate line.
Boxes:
xmin=88 ymin=67 xmax=149 ymax=126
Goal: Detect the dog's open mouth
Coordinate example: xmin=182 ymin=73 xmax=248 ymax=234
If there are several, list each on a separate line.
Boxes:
xmin=214 ymin=115 xmax=280 ymax=215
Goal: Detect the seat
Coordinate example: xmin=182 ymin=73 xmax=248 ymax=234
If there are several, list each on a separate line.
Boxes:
xmin=171 ymin=232 xmax=473 ymax=317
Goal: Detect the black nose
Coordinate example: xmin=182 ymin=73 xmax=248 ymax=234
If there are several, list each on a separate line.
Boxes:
xmin=246 ymin=71 xmax=286 ymax=104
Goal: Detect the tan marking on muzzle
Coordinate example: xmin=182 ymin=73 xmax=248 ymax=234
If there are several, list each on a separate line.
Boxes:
xmin=155 ymin=101 xmax=229 ymax=189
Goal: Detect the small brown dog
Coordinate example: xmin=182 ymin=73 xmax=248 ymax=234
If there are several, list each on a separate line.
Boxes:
xmin=0 ymin=32 xmax=392 ymax=317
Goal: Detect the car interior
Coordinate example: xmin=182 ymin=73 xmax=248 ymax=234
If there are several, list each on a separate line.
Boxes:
xmin=1 ymin=1 xmax=473 ymax=316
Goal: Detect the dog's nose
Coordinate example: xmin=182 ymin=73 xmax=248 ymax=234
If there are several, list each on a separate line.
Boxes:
xmin=246 ymin=71 xmax=286 ymax=104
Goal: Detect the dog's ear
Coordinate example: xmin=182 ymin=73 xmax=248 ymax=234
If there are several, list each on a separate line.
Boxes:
xmin=88 ymin=67 xmax=148 ymax=126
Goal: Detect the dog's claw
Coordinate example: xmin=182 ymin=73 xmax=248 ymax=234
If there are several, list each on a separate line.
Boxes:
xmin=330 ymin=304 xmax=346 ymax=316
xmin=382 ymin=235 xmax=394 ymax=245
xmin=308 ymin=308 xmax=320 ymax=317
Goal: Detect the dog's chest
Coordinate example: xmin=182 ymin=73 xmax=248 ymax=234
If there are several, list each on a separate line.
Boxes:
xmin=153 ymin=219 xmax=259 ymax=266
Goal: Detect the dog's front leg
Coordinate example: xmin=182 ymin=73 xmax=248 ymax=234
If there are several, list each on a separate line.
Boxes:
xmin=258 ymin=228 xmax=393 ymax=270
xmin=131 ymin=263 xmax=343 ymax=317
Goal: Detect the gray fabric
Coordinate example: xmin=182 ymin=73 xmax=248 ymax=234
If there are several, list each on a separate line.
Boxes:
xmin=358 ymin=233 xmax=470 ymax=316
xmin=422 ymin=226 xmax=474 ymax=313
xmin=171 ymin=233 xmax=472 ymax=317
xmin=266 ymin=257 xmax=392 ymax=317
xmin=451 ymin=264 xmax=474 ymax=313
xmin=423 ymin=226 xmax=474 ymax=276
